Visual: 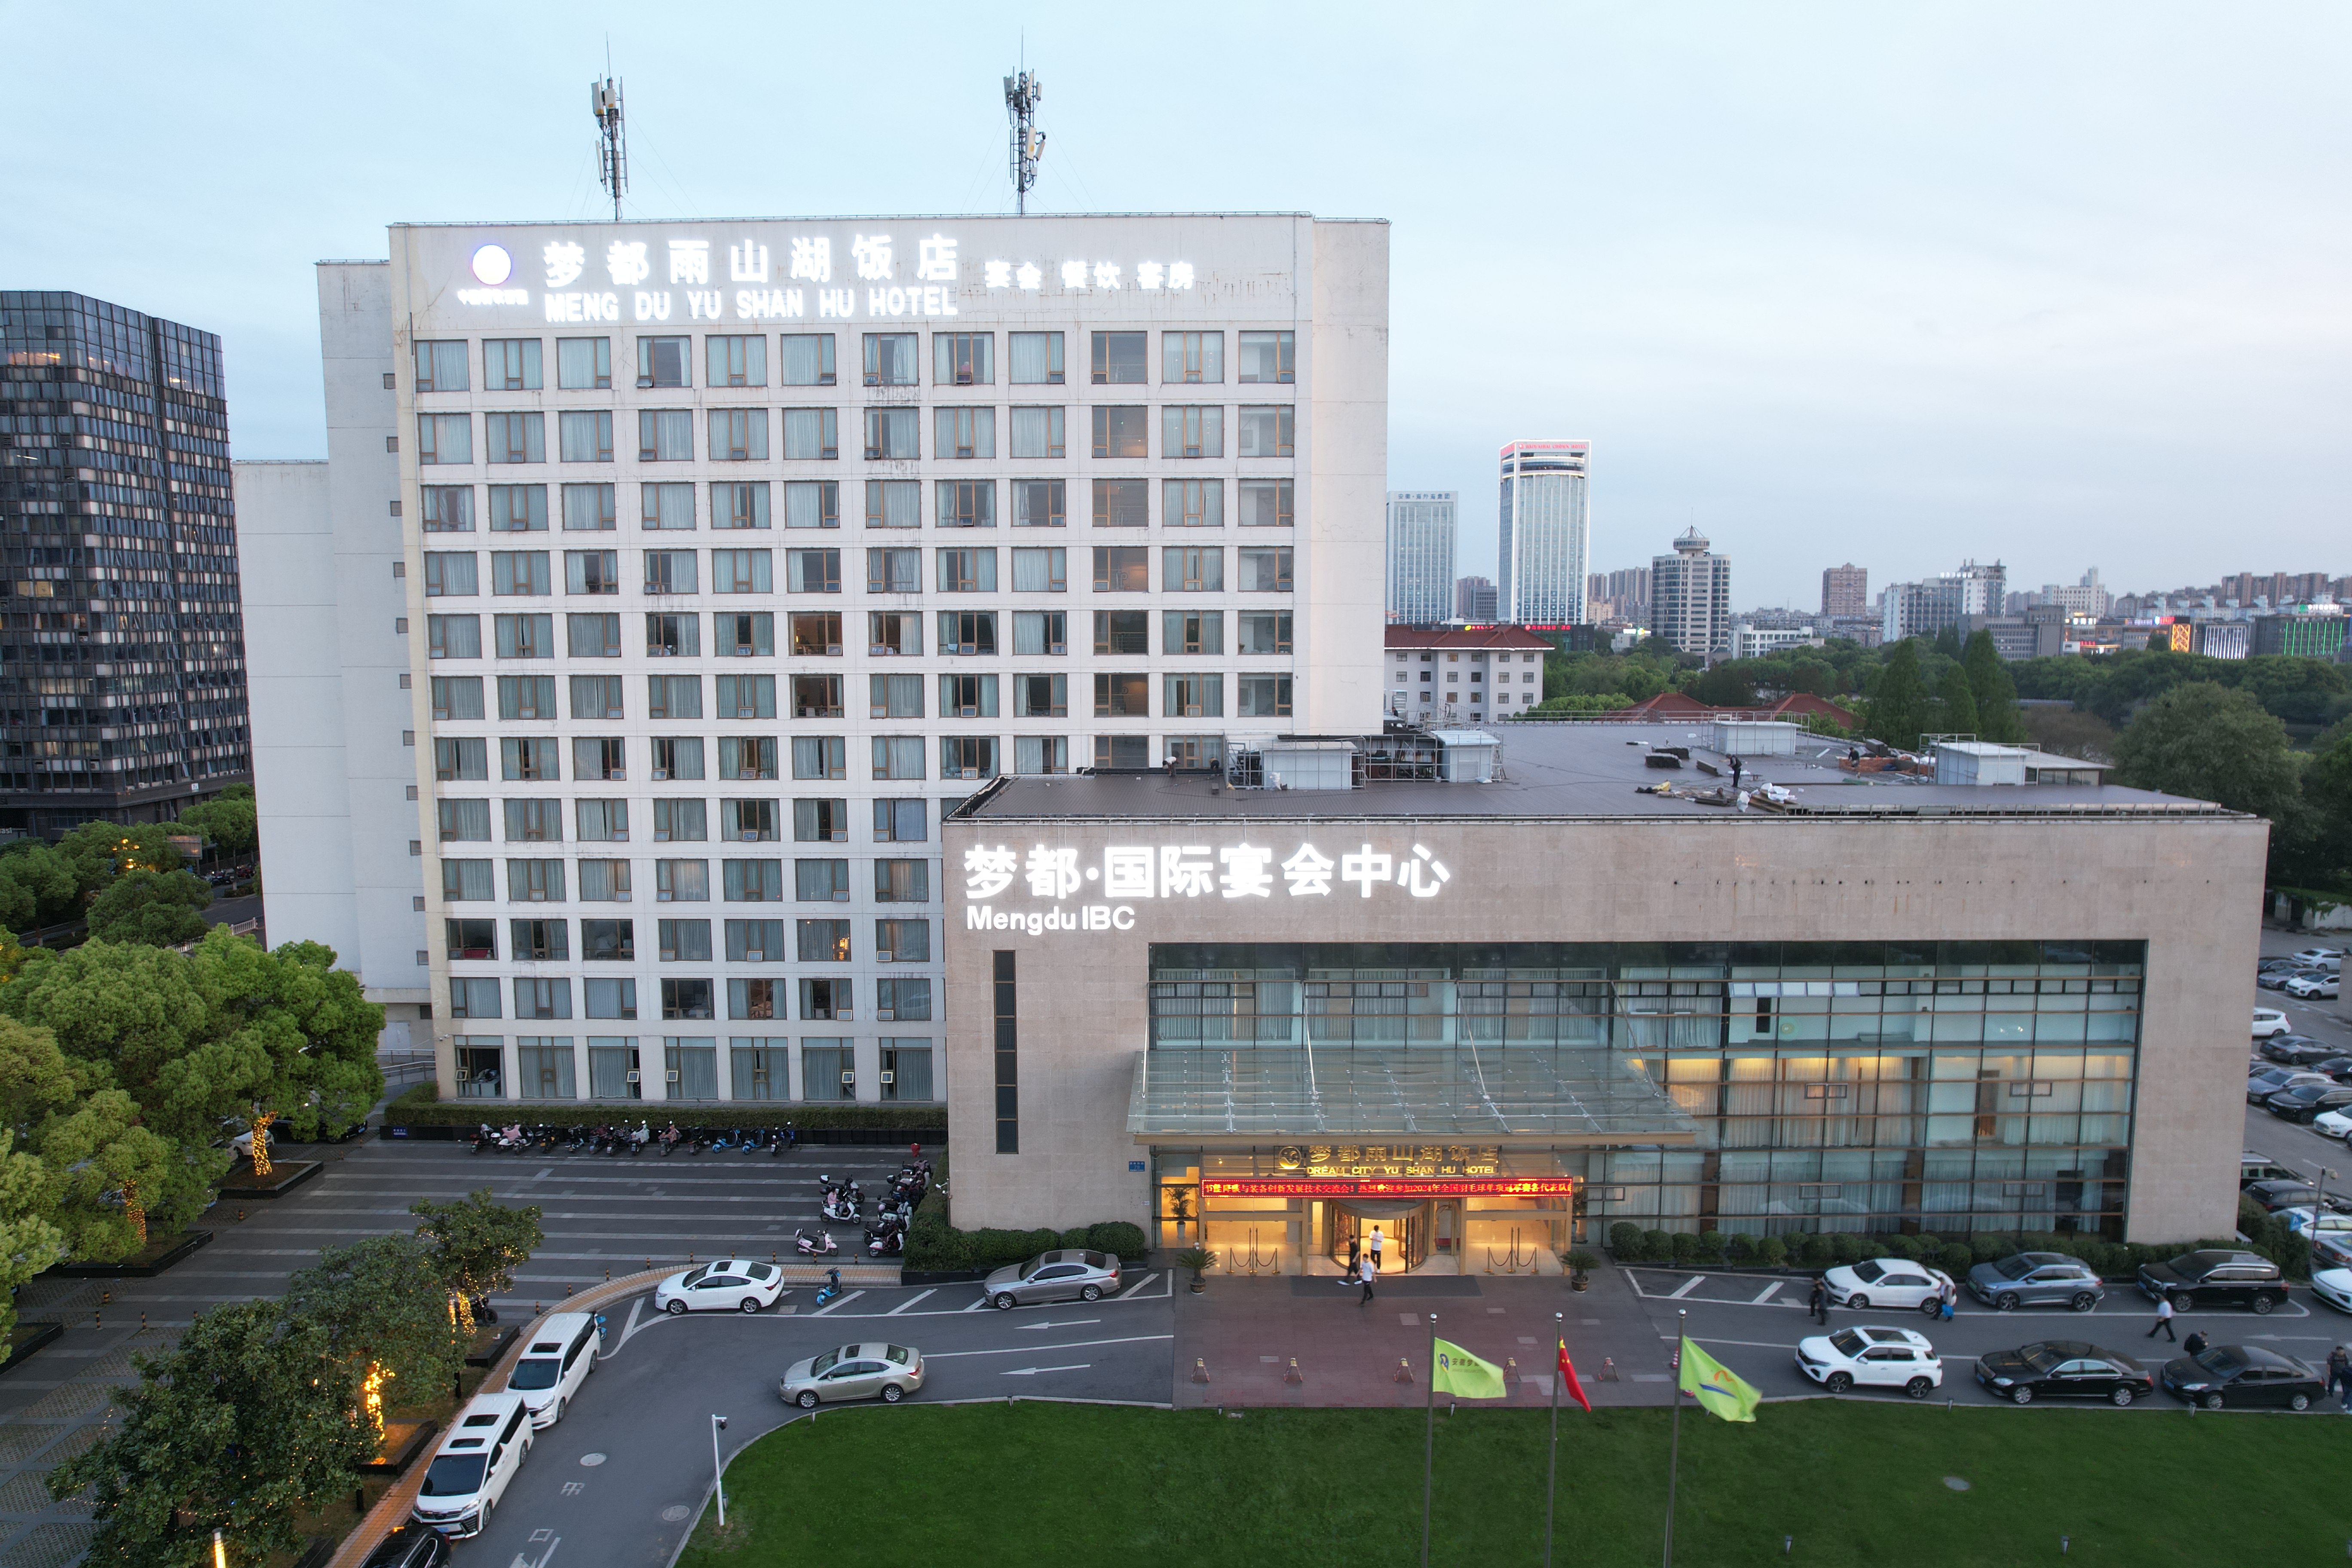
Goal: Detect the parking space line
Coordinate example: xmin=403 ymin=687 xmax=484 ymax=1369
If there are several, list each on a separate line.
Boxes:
xmin=1118 ymin=1272 xmax=1160 ymax=1298
xmin=809 ymin=1289 xmax=864 ymax=1317
xmin=1664 ymin=1275 xmax=1705 ymax=1300
xmin=885 ymin=1289 xmax=935 ymax=1316
xmin=1752 ymin=1281 xmax=1784 ymax=1305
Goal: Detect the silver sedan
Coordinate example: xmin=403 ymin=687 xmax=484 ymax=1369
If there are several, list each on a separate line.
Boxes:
xmin=982 ymin=1249 xmax=1122 ymax=1310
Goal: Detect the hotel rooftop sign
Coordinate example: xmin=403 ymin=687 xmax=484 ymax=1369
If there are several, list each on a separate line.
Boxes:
xmin=962 ymin=840 xmax=1451 ymax=936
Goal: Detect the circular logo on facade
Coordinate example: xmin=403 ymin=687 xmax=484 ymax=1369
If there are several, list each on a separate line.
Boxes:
xmin=1276 ymin=1145 xmax=1305 ymax=1170
xmin=470 ymin=244 xmax=514 ymax=286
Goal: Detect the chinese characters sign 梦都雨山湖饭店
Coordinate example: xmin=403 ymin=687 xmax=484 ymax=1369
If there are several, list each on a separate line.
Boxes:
xmin=961 ymin=842 xmax=1449 ymax=903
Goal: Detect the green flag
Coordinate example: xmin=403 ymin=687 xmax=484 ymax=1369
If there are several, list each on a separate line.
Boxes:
xmin=1678 ymin=1337 xmax=1760 ymax=1423
xmin=1431 ymin=1339 xmax=1507 ymax=1400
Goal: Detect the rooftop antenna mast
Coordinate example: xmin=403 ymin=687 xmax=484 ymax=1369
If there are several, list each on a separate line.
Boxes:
xmin=591 ymin=72 xmax=627 ymax=220
xmin=1004 ymin=66 xmax=1044 ymax=214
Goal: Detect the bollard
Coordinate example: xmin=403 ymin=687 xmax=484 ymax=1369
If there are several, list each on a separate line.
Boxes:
xmin=1784 ymin=1537 xmax=1793 ymax=1556
xmin=2061 ymin=1537 xmax=2069 ymax=1556
xmin=93 ymin=1310 xmax=99 ymax=1332
xmin=605 ymin=1269 xmax=611 ymax=1283
xmin=1394 ymin=1357 xmax=1414 ymax=1384
xmin=355 ymin=1488 xmax=365 ymax=1515
xmin=563 ymin=1284 xmax=572 ymax=1296
xmin=237 ymin=1210 xmax=245 ymax=1223
xmin=1193 ymin=1358 xmax=1210 ymax=1384
xmin=100 ymin=1290 xmax=112 ymax=1305
xmin=534 ymin=1302 xmax=541 ymax=1316
xmin=1283 ymin=1357 xmax=1302 ymax=1385
xmin=1507 ymin=1355 xmax=1519 ymax=1392
xmin=140 ymin=1314 xmax=146 ymax=1333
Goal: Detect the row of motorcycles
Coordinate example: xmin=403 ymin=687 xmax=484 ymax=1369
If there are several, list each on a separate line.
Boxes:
xmin=473 ymin=1122 xmax=797 ymax=1157
xmin=815 ymin=1159 xmax=932 ymax=1256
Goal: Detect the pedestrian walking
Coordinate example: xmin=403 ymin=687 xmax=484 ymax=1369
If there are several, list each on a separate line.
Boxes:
xmin=1729 ymin=756 xmax=1744 ymax=791
xmin=785 ymin=1121 xmax=797 ymax=1151
xmin=1939 ymin=1277 xmax=1958 ymax=1322
xmin=1369 ymin=1224 xmax=1385 ymax=1270
xmin=1344 ymin=1234 xmax=1362 ymax=1283
xmin=2146 ymin=1295 xmax=2177 ymax=1341
xmin=2183 ymin=1330 xmax=2208 ymax=1359
xmin=1808 ymin=1276 xmax=1829 ymax=1325
xmin=2328 ymin=1344 xmax=2351 ymax=1411
xmin=1359 ymin=1251 xmax=1378 ymax=1305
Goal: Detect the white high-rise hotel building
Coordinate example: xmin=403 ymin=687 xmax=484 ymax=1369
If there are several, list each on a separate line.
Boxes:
xmin=239 ymin=213 xmax=1387 ymax=1106
xmin=1497 ymin=440 xmax=1589 ymax=627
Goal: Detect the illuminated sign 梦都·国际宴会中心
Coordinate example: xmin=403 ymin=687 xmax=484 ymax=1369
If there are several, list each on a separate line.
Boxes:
xmin=961 ymin=842 xmax=1450 ymax=902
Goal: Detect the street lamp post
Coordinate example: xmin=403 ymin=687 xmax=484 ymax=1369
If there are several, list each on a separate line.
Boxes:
xmin=2312 ymin=1167 xmax=2339 ymax=1272
xmin=710 ymin=1415 xmax=729 ymax=1527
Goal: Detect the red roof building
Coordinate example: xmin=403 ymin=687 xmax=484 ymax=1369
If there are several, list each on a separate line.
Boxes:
xmin=1383 ymin=626 xmax=1555 ymax=724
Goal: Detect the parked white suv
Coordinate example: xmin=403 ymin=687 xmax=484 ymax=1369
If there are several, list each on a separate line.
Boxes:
xmin=505 ymin=1311 xmax=602 ymax=1428
xmin=413 ymin=1392 xmax=532 ymax=1538
xmin=1795 ymin=1324 xmax=1944 ymax=1397
xmin=2289 ymin=948 xmax=2344 ymax=971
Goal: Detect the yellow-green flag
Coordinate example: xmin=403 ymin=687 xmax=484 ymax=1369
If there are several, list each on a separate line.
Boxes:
xmin=1678 ymin=1337 xmax=1760 ymax=1423
xmin=1430 ymin=1339 xmax=1507 ymax=1400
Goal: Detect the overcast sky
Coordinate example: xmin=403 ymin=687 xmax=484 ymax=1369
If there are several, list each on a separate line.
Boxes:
xmin=7 ymin=2 xmax=2345 ymax=608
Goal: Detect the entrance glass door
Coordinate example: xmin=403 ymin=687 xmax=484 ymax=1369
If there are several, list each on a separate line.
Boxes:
xmin=1332 ymin=1208 xmax=1426 ymax=1274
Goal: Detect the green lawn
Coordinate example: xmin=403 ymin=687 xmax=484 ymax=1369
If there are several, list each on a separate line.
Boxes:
xmin=680 ymin=1398 xmax=2351 ymax=1566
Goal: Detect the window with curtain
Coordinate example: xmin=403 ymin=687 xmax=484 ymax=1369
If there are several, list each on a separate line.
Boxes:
xmin=649 ymin=737 xmax=704 ymax=781
xmin=881 ymin=1042 xmax=933 ymax=1102
xmin=797 ymin=919 xmax=851 ymax=963
xmin=1009 ymin=331 xmax=1063 ymax=384
xmin=933 ymin=406 xmax=995 ymax=459
xmin=793 ymin=799 xmax=849 ymax=843
xmin=437 ymin=800 xmax=490 ymax=842
xmin=871 ymin=799 xmax=925 ymax=842
xmin=435 ymin=737 xmax=488 ymax=781
xmin=575 ymin=799 xmax=629 ymax=841
xmin=585 ymin=978 xmax=637 ymax=1018
xmin=875 ymin=978 xmax=931 ymax=1021
xmin=1009 ymin=407 xmax=1064 ymax=459
xmin=578 ymin=859 xmax=632 ymax=902
xmin=652 ymin=799 xmax=707 ymax=842
xmin=414 ymin=340 xmax=469 ymax=391
xmin=783 ymin=481 xmax=837 ymax=529
xmin=726 ymin=919 xmax=786 ymax=961
xmin=638 ymin=409 xmax=694 ymax=461
xmin=487 ymin=485 xmax=548 ymax=533
xmin=1014 ymin=736 xmax=1069 ymax=775
xmin=870 ymin=673 xmax=923 ymax=719
xmin=1012 ymin=611 xmax=1065 ymax=655
xmin=795 ymin=859 xmax=849 ymax=901
xmin=1161 ymin=405 xmax=1223 ymax=459
xmin=714 ymin=482 xmax=770 ymax=530
xmin=485 ymin=413 xmax=546 ymax=464
xmin=863 ymin=407 xmax=919 ymax=459
xmin=424 ymin=552 xmax=478 ymax=597
xmin=657 ymin=920 xmax=711 ymax=961
xmin=1011 ymin=673 xmax=1068 ymax=718
xmin=567 ymin=550 xmax=619 ymax=595
xmin=559 ymin=410 xmax=613 ymax=463
xmin=715 ymin=673 xmax=776 ymax=719
xmin=782 ymin=408 xmax=838 ymax=460
xmin=730 ymin=1041 xmax=790 ymax=1100
xmin=448 ymin=979 xmax=501 ymax=1017
xmin=557 ymin=337 xmax=610 ymax=390
xmin=655 ymin=859 xmax=709 ymax=902
xmin=706 ymin=334 xmax=767 ymax=387
xmin=562 ymin=483 xmax=616 ymax=531
xmin=718 ymin=736 xmax=779 ymax=781
xmin=428 ymin=616 xmax=481 ymax=659
xmin=566 ymin=613 xmax=620 ymax=658
xmin=801 ymin=1041 xmax=853 ymax=1100
xmin=1164 ymin=478 xmax=1223 ymax=529
xmin=712 ymin=549 xmax=772 ymax=594
xmin=640 ymin=483 xmax=695 ymax=531
xmin=778 ymin=334 xmax=835 ymax=386
xmin=723 ymin=859 xmax=784 ymax=902
xmin=875 ymin=921 xmax=930 ymax=963
xmin=1011 ymin=548 xmax=1065 ymax=592
xmin=1162 ymin=331 xmax=1223 ymax=384
xmin=432 ymin=676 xmax=485 ymax=720
xmin=664 ymin=1039 xmax=719 ymax=1099
xmin=515 ymin=1039 xmax=576 ymax=1099
xmin=874 ymin=859 xmax=929 ymax=903
xmin=787 ymin=549 xmax=840 ymax=594
xmin=864 ymin=479 xmax=921 ymax=528
xmin=646 ymin=674 xmax=700 ymax=720
xmin=707 ymin=408 xmax=769 ymax=462
xmin=871 ymin=736 xmax=925 ymax=780
xmin=422 ymin=486 xmax=475 ymax=532
xmin=791 ymin=737 xmax=846 ymax=780
xmin=587 ymin=1038 xmax=640 ymax=1100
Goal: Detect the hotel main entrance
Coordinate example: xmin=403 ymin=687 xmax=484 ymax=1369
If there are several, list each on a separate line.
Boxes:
xmin=1159 ymin=1161 xmax=1582 ymax=1277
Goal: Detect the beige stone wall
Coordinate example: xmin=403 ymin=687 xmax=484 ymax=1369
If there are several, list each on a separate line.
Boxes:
xmin=943 ymin=812 xmax=2269 ymax=1242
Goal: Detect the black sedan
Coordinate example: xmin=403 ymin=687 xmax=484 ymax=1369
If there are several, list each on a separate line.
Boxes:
xmin=2261 ymin=1035 xmax=2339 ymax=1066
xmin=2265 ymin=1083 xmax=2352 ymax=1124
xmin=2243 ymin=1179 xmax=2344 ymax=1214
xmin=1973 ymin=1341 xmax=2154 ymax=1406
xmin=2160 ymin=1345 xmax=2328 ymax=1411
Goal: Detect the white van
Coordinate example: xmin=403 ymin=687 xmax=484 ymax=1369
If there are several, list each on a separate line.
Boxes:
xmin=413 ymin=1390 xmax=533 ymax=1538
xmin=507 ymin=1311 xmax=603 ymax=1428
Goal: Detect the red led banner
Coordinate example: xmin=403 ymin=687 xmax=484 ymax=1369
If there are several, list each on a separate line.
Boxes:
xmin=1200 ymin=1178 xmax=1578 ymax=1200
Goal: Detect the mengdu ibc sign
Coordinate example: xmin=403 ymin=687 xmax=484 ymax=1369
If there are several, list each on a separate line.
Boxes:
xmin=961 ymin=839 xmax=1450 ymax=938
xmin=1200 ymin=1178 xmax=1578 ymax=1200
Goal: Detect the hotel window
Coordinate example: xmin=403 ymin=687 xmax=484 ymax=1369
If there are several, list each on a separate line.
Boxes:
xmin=417 ymin=415 xmax=472 ymax=466
xmin=863 ymin=407 xmax=918 ymax=460
xmin=565 ymin=550 xmax=619 ymax=596
xmin=585 ymin=977 xmax=636 ymax=1018
xmin=414 ymin=340 xmax=469 ymax=392
xmin=875 ymin=977 xmax=931 ymax=1021
xmin=723 ymin=858 xmax=784 ymax=902
xmin=494 ymin=613 xmax=553 ymax=658
xmin=708 ymin=481 xmax=769 ymax=532
xmin=801 ymin=1036 xmax=851 ymax=1096
xmin=582 ymin=919 xmax=633 ymax=960
xmin=1014 ymin=735 xmax=1069 ymax=775
xmin=506 ymin=859 xmax=566 ymax=903
xmin=940 ymin=672 xmax=997 ymax=718
xmin=721 ymin=798 xmax=778 ymax=842
xmin=1009 ymin=407 xmax=1064 ymax=460
xmin=435 ymin=737 xmax=488 ymax=781
xmin=880 ymin=1041 xmax=933 ymax=1101
xmin=791 ymin=736 xmax=847 ymax=781
xmin=422 ymin=485 xmax=475 ymax=533
xmin=1238 ymin=406 xmax=1295 ymax=458
xmin=445 ymin=916 xmax=496 ymax=957
xmin=1237 ymin=609 xmax=1292 ymax=654
xmin=1163 ymin=406 xmax=1223 ymax=459
xmin=1164 ymin=331 xmax=1223 ymax=385
xmin=1239 ymin=478 xmax=1294 ymax=527
xmin=726 ymin=919 xmax=785 ymax=961
xmin=796 ymin=919 xmax=851 ymax=962
xmin=509 ymin=916 xmax=567 ymax=959
xmin=934 ymin=331 xmax=993 ymax=385
xmin=782 ymin=407 xmax=838 ymax=460
xmin=557 ymin=336 xmax=611 ymax=389
xmin=641 ymin=549 xmax=696 ymax=595
xmin=870 ymin=672 xmax=923 ymax=719
xmin=639 ymin=410 xmax=694 ymax=462
xmin=485 ymin=413 xmax=545 ymax=465
xmin=1094 ymin=672 xmax=1148 ymax=717
xmin=1237 ymin=674 xmax=1294 ymax=717
xmin=1165 ymin=674 xmax=1223 ymax=719
xmin=654 ymin=859 xmax=710 ymax=903
xmin=730 ymin=1039 xmax=788 ymax=1100
xmin=1011 ymin=547 xmax=1065 ymax=593
xmin=576 ymin=798 xmax=630 ymax=842
xmin=1092 ymin=548 xmax=1148 ymax=593
xmin=442 ymin=860 xmax=494 ymax=902
xmin=708 ymin=408 xmax=769 ymax=462
xmin=641 ymin=482 xmax=695 ymax=531
xmin=566 ymin=613 xmax=621 ymax=658
xmin=429 ymin=614 xmax=481 ymax=660
xmin=572 ymin=736 xmax=626 ymax=781
xmin=875 ymin=920 xmax=929 ymax=963
xmin=937 ymin=610 xmax=996 ymax=655
xmin=1165 ymin=735 xmax=1224 ymax=772
xmin=497 ymin=674 xmax=557 ymax=720
xmin=792 ymin=674 xmax=842 ymax=718
xmin=559 ymin=410 xmax=613 ymax=463
xmin=649 ymin=735 xmax=705 ymax=781
xmin=1012 ymin=610 xmax=1065 ymax=656
xmin=870 ymin=610 xmax=922 ymax=656
xmin=936 ymin=548 xmax=995 ymax=593
xmin=875 ymin=858 xmax=929 ymax=903
xmin=645 ymin=612 xmax=700 ymax=658
xmin=788 ymin=611 xmax=842 ymax=656
xmin=787 ymin=548 xmax=841 ymax=594
xmin=707 ymin=334 xmax=767 ymax=387
xmin=1165 ymin=478 xmax=1223 ymax=529
xmin=794 ymin=798 xmax=850 ymax=843
xmin=937 ymin=481 xmax=995 ymax=530
xmin=711 ymin=549 xmax=771 ymax=594
xmin=573 ymin=674 xmax=625 ymax=719
xmin=637 ymin=335 xmax=689 ymax=388
xmin=432 ymin=676 xmax=484 ymax=721
xmin=934 ymin=405 xmax=995 ymax=460
xmin=715 ymin=673 xmax=777 ymax=719
xmin=487 ymin=485 xmax=548 ymax=533
xmin=1093 ymin=610 xmax=1148 ymax=655
xmin=652 ymin=798 xmax=706 ymax=840
xmin=424 ymin=552 xmax=477 ymax=597
xmin=484 ymin=338 xmax=542 ymax=391
xmin=1094 ymin=735 xmax=1148 ymax=770
xmin=783 ymin=481 xmax=837 ymax=530
xmin=872 ymin=798 xmax=926 ymax=843
xmin=867 ymin=548 xmax=921 ymax=595
xmin=872 ymin=735 xmax=926 ymax=780
xmin=1164 ymin=546 xmax=1222 ymax=593
xmin=796 ymin=858 xmax=850 ymax=902
xmin=1090 ymin=479 xmax=1146 ymax=529
xmin=562 ymin=483 xmax=616 ymax=532
xmin=728 ymin=978 xmax=783 ymax=1021
xmin=1090 ymin=406 xmax=1147 ymax=459
xmin=722 ymin=611 xmax=775 ymax=656
xmin=662 ymin=981 xmax=715 ymax=1022
xmin=515 ymin=977 xmax=573 ymax=1020
xmin=1011 ymin=673 xmax=1067 ymax=718
xmin=940 ymin=736 xmax=998 ymax=781
xmin=1239 ymin=547 xmax=1293 ymax=592
xmin=865 ymin=479 xmax=921 ymax=530
xmin=718 ymin=736 xmax=779 ymax=781
xmin=1008 ymin=479 xmax=1066 ymax=532
xmin=1165 ymin=609 xmax=1223 ymax=655
xmin=1090 ymin=331 xmax=1146 ymax=385
xmin=1009 ymin=331 xmax=1063 ymax=384
xmin=863 ymin=332 xmax=919 ymax=386
xmin=438 ymin=799 xmax=491 ymax=843
xmin=779 ymin=333 xmax=835 ymax=385
xmin=658 ymin=919 xmax=711 ymax=960
xmin=1238 ymin=331 xmax=1295 ymax=384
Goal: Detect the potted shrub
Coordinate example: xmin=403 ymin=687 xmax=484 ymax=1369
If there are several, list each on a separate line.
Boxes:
xmin=1175 ymin=1247 xmax=1218 ymax=1292
xmin=1565 ymin=1249 xmax=1599 ymax=1292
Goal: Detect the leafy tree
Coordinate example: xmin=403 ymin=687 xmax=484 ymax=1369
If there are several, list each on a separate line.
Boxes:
xmin=1866 ymin=639 xmax=1929 ymax=751
xmin=2110 ymin=683 xmax=2302 ymax=823
xmin=175 ymin=786 xmax=257 ymax=860
xmin=0 ymin=1016 xmax=169 ymax=1264
xmin=1525 ymin=692 xmax=1633 ymax=715
xmin=0 ymin=1130 xmax=64 ymax=1344
xmin=2018 ymin=704 xmax=2119 ymax=764
xmin=1688 ymin=665 xmax=1757 ymax=708
xmin=1961 ymin=631 xmax=2025 ymax=743
xmin=85 ymin=870 xmax=212 ymax=947
xmin=412 ymin=1187 xmax=545 ymax=1329
xmin=53 ymin=822 xmax=187 ymax=904
xmin=50 ymin=1299 xmax=376 ymax=1567
xmin=0 ymin=844 xmax=77 ymax=933
xmin=1932 ymin=624 xmax=1963 ymax=658
xmin=282 ymin=1234 xmax=468 ymax=1421
xmin=1934 ymin=663 xmax=1981 ymax=738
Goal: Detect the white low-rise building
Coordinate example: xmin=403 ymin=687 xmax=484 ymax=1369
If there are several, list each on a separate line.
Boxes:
xmin=1383 ymin=625 xmax=1552 ymax=726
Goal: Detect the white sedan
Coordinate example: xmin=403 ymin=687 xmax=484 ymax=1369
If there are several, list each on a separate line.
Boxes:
xmin=2254 ymin=1008 xmax=2292 ymax=1040
xmin=654 ymin=1259 xmax=787 ymax=1315
xmin=2287 ymin=973 xmax=2343 ymax=1001
xmin=2315 ymin=1106 xmax=2352 ymax=1141
xmin=2312 ymin=1268 xmax=2352 ymax=1315
xmin=1823 ymin=1259 xmax=1954 ymax=1314
xmin=1795 ymin=1325 xmax=1943 ymax=1397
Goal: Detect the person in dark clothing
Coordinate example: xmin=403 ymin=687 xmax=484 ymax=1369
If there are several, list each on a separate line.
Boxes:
xmin=1729 ymin=756 xmax=1744 ymax=791
xmin=2183 ymin=1330 xmax=2209 ymax=1359
xmin=1808 ymin=1276 xmax=1829 ymax=1325
xmin=1344 ymin=1234 xmax=1362 ymax=1283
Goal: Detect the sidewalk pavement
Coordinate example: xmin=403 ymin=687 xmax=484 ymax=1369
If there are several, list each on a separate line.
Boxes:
xmin=1170 ymin=1261 xmax=1682 ymax=1409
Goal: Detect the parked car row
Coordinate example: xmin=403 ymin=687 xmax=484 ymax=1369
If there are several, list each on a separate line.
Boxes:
xmin=1797 ymin=1324 xmax=2330 ymax=1411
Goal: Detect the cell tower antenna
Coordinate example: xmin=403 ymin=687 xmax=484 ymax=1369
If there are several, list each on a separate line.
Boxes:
xmin=591 ymin=70 xmax=627 ymax=221
xmin=1004 ymin=64 xmax=1044 ymax=215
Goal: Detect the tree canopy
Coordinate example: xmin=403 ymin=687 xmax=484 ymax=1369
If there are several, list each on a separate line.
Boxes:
xmin=1934 ymin=662 xmax=1981 ymax=738
xmin=412 ymin=1187 xmax=544 ymax=1316
xmin=0 ymin=1129 xmax=64 ymax=1344
xmin=175 ymin=785 xmax=257 ymax=859
xmin=1866 ymin=640 xmax=1929 ymax=750
xmin=282 ymin=1234 xmax=468 ymax=1402
xmin=85 ymin=870 xmax=212 ymax=947
xmin=2111 ymin=682 xmax=2302 ymax=823
xmin=1961 ymin=631 xmax=2025 ymax=742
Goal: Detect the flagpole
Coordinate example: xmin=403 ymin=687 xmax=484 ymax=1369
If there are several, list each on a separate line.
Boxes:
xmin=1421 ymin=1311 xmax=1438 ymax=1568
xmin=1663 ymin=1308 xmax=1685 ymax=1568
xmin=1543 ymin=1309 xmax=1562 ymax=1568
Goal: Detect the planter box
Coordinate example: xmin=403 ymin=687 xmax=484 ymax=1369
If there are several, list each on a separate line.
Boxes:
xmin=0 ymin=1321 xmax=63 ymax=1375
xmin=900 ymin=1269 xmax=991 ymax=1286
xmin=464 ymin=1325 xmax=518 ymax=1368
xmin=217 ymin=1159 xmax=324 ymax=1200
xmin=360 ymin=1419 xmax=439 ymax=1476
xmin=52 ymin=1229 xmax=213 ymax=1279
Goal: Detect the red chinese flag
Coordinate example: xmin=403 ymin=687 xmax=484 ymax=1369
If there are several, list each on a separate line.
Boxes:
xmin=1556 ymin=1339 xmax=1594 ymax=1412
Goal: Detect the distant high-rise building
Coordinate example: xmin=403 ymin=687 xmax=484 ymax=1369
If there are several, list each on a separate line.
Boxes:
xmin=1882 ymin=560 xmax=2007 ymax=643
xmin=1586 ymin=567 xmax=1651 ymax=626
xmin=1651 ymin=528 xmax=1732 ymax=661
xmin=1455 ymin=575 xmax=1498 ymax=622
xmin=1385 ymin=490 xmax=1457 ymax=624
xmin=1821 ymin=563 xmax=1868 ymax=619
xmin=0 ymin=291 xmax=251 ymax=834
xmin=1953 ymin=560 xmax=2006 ymax=617
xmin=1497 ymin=441 xmax=1589 ymax=625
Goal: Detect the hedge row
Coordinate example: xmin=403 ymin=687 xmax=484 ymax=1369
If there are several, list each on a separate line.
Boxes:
xmin=382 ymin=1082 xmax=945 ymax=1133
xmin=1603 ymin=1222 xmax=2239 ymax=1280
xmin=2239 ymin=1194 xmax=2315 ymax=1281
xmin=902 ymin=1171 xmax=1145 ymax=1272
